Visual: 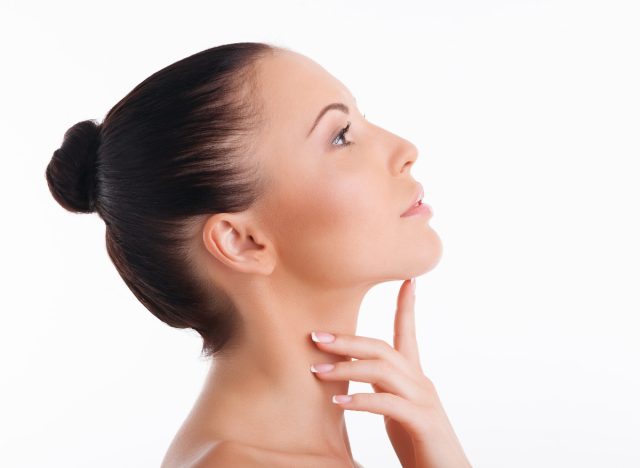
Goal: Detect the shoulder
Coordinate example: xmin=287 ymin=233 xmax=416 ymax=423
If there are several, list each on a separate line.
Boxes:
xmin=190 ymin=441 xmax=346 ymax=468
xmin=191 ymin=440 xmax=262 ymax=467
xmin=161 ymin=440 xmax=255 ymax=468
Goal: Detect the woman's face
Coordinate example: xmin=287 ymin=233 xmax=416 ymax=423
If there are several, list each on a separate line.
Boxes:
xmin=250 ymin=50 xmax=442 ymax=288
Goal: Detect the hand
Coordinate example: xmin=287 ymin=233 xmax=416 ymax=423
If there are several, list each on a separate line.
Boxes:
xmin=309 ymin=279 xmax=472 ymax=468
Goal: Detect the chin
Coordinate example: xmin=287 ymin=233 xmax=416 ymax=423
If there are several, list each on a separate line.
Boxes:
xmin=413 ymin=234 xmax=444 ymax=276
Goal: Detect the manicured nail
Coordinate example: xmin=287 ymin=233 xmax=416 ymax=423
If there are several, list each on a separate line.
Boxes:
xmin=310 ymin=363 xmax=335 ymax=373
xmin=311 ymin=331 xmax=335 ymax=343
xmin=332 ymin=394 xmax=352 ymax=403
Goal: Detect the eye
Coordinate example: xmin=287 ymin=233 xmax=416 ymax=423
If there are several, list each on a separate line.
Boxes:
xmin=332 ymin=121 xmax=353 ymax=148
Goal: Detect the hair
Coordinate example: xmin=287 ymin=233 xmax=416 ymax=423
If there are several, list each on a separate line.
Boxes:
xmin=45 ymin=42 xmax=277 ymax=359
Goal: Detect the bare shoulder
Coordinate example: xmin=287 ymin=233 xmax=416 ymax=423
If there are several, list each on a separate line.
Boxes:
xmin=190 ymin=441 xmax=262 ymax=467
xmin=190 ymin=440 xmax=349 ymax=468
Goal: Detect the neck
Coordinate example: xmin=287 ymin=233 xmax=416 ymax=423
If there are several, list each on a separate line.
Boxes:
xmin=191 ymin=272 xmax=373 ymax=461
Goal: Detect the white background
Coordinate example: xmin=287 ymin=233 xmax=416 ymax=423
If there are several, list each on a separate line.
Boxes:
xmin=1 ymin=0 xmax=639 ymax=467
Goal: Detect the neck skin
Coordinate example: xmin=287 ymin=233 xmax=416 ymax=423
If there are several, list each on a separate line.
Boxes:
xmin=190 ymin=271 xmax=373 ymax=463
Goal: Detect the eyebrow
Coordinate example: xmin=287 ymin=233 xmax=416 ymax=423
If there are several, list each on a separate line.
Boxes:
xmin=307 ymin=102 xmax=349 ymax=138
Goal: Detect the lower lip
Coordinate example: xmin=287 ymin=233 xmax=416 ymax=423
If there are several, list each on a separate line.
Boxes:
xmin=401 ymin=202 xmax=433 ymax=218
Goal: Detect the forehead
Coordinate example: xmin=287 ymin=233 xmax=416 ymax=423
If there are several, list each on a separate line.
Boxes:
xmin=255 ymin=50 xmax=354 ymax=120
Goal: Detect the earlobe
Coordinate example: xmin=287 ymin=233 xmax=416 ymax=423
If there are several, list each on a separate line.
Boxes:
xmin=201 ymin=213 xmax=275 ymax=275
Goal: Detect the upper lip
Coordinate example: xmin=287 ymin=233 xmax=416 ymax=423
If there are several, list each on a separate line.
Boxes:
xmin=401 ymin=183 xmax=424 ymax=216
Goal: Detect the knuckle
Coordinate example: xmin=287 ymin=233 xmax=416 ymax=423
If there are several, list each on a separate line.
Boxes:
xmin=373 ymin=359 xmax=390 ymax=376
xmin=371 ymin=337 xmax=392 ymax=352
xmin=381 ymin=392 xmax=398 ymax=410
xmin=421 ymin=374 xmax=436 ymax=390
xmin=381 ymin=338 xmax=394 ymax=353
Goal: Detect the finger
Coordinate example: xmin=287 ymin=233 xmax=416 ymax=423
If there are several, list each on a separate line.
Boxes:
xmin=394 ymin=278 xmax=422 ymax=370
xmin=331 ymin=391 xmax=429 ymax=439
xmin=311 ymin=332 xmax=410 ymax=373
xmin=310 ymin=358 xmax=423 ymax=401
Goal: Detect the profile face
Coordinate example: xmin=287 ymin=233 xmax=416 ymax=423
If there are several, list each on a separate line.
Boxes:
xmin=248 ymin=49 xmax=442 ymax=287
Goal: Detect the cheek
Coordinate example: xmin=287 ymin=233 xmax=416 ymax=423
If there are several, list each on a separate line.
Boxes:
xmin=269 ymin=175 xmax=393 ymax=283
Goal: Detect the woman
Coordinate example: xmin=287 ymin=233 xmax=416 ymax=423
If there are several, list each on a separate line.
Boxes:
xmin=45 ymin=42 xmax=471 ymax=467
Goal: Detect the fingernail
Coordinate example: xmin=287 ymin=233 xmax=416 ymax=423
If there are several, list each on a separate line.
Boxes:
xmin=410 ymin=278 xmax=416 ymax=294
xmin=311 ymin=331 xmax=335 ymax=343
xmin=332 ymin=394 xmax=352 ymax=403
xmin=310 ymin=363 xmax=335 ymax=373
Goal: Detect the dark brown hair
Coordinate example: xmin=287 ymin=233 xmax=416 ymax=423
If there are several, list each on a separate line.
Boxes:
xmin=45 ymin=42 xmax=276 ymax=359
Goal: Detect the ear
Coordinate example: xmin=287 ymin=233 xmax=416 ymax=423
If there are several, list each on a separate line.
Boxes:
xmin=201 ymin=212 xmax=275 ymax=275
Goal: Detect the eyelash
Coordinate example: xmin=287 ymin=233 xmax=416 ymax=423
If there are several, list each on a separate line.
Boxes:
xmin=332 ymin=121 xmax=353 ymax=147
xmin=331 ymin=113 xmax=366 ymax=148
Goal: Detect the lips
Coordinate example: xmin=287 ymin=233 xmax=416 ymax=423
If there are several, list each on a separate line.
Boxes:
xmin=401 ymin=183 xmax=424 ymax=216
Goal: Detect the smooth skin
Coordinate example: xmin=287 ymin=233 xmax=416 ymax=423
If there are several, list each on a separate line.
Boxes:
xmin=161 ymin=48 xmax=469 ymax=467
xmin=311 ymin=279 xmax=471 ymax=468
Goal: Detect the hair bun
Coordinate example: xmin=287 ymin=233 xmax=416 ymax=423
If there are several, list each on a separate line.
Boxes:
xmin=46 ymin=119 xmax=102 ymax=213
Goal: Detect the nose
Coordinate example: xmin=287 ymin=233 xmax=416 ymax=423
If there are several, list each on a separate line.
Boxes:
xmin=393 ymin=135 xmax=419 ymax=176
